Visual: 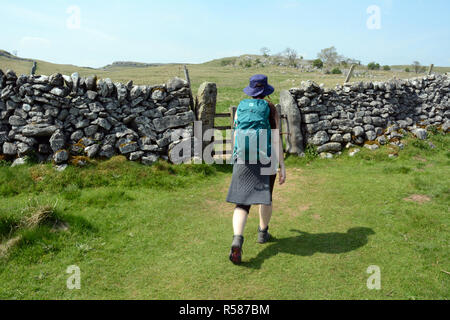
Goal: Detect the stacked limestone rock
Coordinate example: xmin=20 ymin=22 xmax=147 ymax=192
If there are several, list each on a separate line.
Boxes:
xmin=0 ymin=69 xmax=195 ymax=167
xmin=288 ymin=74 xmax=450 ymax=158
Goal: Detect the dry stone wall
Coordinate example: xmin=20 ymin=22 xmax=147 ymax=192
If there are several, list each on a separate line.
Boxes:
xmin=285 ymin=74 xmax=450 ymax=156
xmin=0 ymin=69 xmax=195 ymax=166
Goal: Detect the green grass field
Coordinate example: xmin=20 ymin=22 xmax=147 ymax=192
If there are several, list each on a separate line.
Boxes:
xmin=0 ymin=54 xmax=449 ymax=300
xmin=0 ymin=130 xmax=448 ymax=300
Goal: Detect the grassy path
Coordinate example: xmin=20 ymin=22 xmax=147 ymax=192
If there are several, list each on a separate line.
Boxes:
xmin=0 ymin=133 xmax=449 ymax=299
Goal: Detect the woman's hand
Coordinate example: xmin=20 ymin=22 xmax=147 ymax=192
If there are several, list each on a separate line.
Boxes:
xmin=279 ymin=164 xmax=286 ymax=185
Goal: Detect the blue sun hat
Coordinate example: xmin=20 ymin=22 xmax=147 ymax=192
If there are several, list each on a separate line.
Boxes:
xmin=243 ymin=74 xmax=274 ymax=97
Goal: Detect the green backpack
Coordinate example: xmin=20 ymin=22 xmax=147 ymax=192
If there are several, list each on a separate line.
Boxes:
xmin=232 ymin=99 xmax=272 ymax=163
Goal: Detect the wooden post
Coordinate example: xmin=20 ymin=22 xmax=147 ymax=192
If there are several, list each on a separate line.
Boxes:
xmin=344 ymin=64 xmax=356 ymax=84
xmin=31 ymin=61 xmax=37 ymax=76
xmin=427 ymin=64 xmax=434 ymax=75
xmin=183 ymin=65 xmax=191 ymax=85
xmin=230 ymin=106 xmax=237 ymax=128
xmin=230 ymin=106 xmax=237 ymax=151
xmin=183 ymin=65 xmax=195 ymax=114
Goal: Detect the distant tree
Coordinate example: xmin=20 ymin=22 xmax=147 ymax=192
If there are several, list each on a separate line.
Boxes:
xmin=260 ymin=47 xmax=271 ymax=57
xmin=368 ymin=62 xmax=381 ymax=70
xmin=239 ymin=60 xmax=252 ymax=68
xmin=383 ymin=65 xmax=391 ymax=71
xmin=271 ymin=53 xmax=282 ymax=66
xmin=220 ymin=58 xmax=236 ymax=67
xmin=405 ymin=68 xmax=410 ymax=73
xmin=318 ymin=46 xmax=340 ymax=66
xmin=347 ymin=58 xmax=361 ymax=66
xmin=413 ymin=61 xmax=421 ymax=74
xmin=331 ymin=67 xmax=342 ymax=74
xmin=283 ymin=47 xmax=299 ymax=67
xmin=312 ymin=59 xmax=324 ymax=69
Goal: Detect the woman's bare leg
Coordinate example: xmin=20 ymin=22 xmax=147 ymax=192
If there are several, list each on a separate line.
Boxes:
xmin=259 ymin=205 xmax=272 ymax=231
xmin=233 ymin=207 xmax=248 ymax=236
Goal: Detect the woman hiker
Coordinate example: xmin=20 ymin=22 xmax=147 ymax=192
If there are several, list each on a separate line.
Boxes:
xmin=226 ymin=74 xmax=286 ymax=265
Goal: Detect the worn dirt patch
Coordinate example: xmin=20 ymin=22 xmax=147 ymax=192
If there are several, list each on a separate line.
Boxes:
xmin=282 ymin=204 xmax=311 ymax=218
xmin=203 ymin=198 xmax=234 ymax=217
xmin=403 ymin=194 xmax=431 ymax=204
xmin=413 ymin=156 xmax=428 ymax=162
xmin=312 ymin=214 xmax=321 ymax=220
xmin=299 ymin=204 xmax=311 ymax=212
xmin=272 ymin=168 xmax=318 ymax=219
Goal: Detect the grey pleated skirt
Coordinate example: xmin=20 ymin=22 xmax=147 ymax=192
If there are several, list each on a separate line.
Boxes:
xmin=226 ymin=162 xmax=276 ymax=206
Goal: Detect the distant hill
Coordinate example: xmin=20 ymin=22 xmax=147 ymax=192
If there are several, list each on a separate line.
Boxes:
xmin=0 ymin=50 xmax=100 ymax=77
xmin=0 ymin=49 xmax=191 ymax=86
xmin=0 ymin=50 xmax=181 ymax=74
xmin=0 ymin=50 xmax=33 ymax=62
xmin=102 ymin=61 xmax=170 ymax=69
xmin=1 ymin=49 xmax=449 ymax=86
xmin=203 ymin=54 xmax=315 ymax=70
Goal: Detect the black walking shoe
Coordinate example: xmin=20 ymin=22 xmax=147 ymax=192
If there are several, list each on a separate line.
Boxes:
xmin=257 ymin=226 xmax=271 ymax=244
xmin=229 ymin=235 xmax=244 ymax=265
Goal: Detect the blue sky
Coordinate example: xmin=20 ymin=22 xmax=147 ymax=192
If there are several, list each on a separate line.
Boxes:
xmin=1 ymin=0 xmax=449 ymax=67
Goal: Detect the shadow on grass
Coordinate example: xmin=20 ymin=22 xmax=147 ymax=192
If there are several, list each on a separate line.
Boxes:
xmin=211 ymin=163 xmax=233 ymax=174
xmin=58 ymin=213 xmax=98 ymax=234
xmin=241 ymin=227 xmax=375 ymax=269
xmin=0 ymin=216 xmax=20 ymax=239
